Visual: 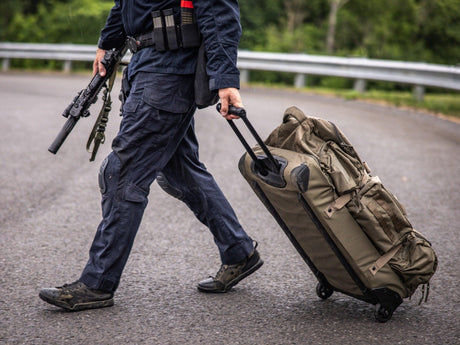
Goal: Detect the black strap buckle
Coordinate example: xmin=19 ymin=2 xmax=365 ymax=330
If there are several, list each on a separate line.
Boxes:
xmin=127 ymin=36 xmax=140 ymax=53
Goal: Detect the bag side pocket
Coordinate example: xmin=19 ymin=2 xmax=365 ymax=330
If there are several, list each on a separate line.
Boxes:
xmin=348 ymin=178 xmax=413 ymax=253
xmin=390 ymin=231 xmax=438 ymax=296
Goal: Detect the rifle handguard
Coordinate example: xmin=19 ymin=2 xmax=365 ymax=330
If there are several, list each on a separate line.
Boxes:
xmin=48 ymin=41 xmax=128 ymax=156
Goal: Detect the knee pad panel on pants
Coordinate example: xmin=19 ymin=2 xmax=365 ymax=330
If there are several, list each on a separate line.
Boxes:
xmin=99 ymin=153 xmax=121 ymax=196
xmin=123 ymin=182 xmax=148 ymax=203
xmin=156 ymin=172 xmax=184 ymax=200
xmin=99 ymin=157 xmax=110 ymax=194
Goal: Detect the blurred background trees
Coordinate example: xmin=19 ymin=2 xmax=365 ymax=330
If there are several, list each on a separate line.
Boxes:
xmin=1 ymin=0 xmax=459 ymax=65
xmin=240 ymin=0 xmax=460 ymax=65
xmin=0 ymin=0 xmax=113 ymax=44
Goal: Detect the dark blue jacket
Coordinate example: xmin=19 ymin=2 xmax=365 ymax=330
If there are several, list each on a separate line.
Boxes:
xmin=98 ymin=0 xmax=241 ymax=90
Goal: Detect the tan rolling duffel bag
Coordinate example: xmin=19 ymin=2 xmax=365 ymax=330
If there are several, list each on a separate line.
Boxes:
xmin=223 ymin=105 xmax=437 ymax=322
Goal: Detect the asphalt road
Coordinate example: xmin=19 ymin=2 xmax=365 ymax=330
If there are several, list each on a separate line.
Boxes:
xmin=0 ymin=72 xmax=459 ymax=345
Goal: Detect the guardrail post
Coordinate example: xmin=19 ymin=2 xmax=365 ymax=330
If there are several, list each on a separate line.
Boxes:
xmin=354 ymin=79 xmax=367 ymax=93
xmin=240 ymin=69 xmax=249 ymax=85
xmin=63 ymin=60 xmax=72 ymax=73
xmin=413 ymin=85 xmax=425 ymax=102
xmin=2 ymin=58 xmax=10 ymax=71
xmin=294 ymin=74 xmax=306 ymax=88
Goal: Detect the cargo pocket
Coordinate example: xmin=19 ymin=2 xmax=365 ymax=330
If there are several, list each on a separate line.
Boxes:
xmin=319 ymin=141 xmax=364 ymax=195
xmin=347 ymin=177 xmax=413 ymax=253
xmin=123 ymin=182 xmax=148 ymax=203
xmin=142 ymin=74 xmax=194 ymax=114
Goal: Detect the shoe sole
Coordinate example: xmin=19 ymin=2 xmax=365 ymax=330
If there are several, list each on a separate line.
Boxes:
xmin=39 ymin=292 xmax=114 ymax=311
xmin=198 ymin=258 xmax=264 ymax=293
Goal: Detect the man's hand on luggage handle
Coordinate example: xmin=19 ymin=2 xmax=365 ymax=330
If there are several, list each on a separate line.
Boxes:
xmin=218 ymin=88 xmax=244 ymax=120
xmin=93 ymin=48 xmax=107 ymax=77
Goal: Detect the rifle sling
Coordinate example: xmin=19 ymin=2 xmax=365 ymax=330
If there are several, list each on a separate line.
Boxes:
xmin=86 ymin=66 xmax=119 ymax=161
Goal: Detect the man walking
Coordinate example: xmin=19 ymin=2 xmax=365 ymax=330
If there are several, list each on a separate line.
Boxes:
xmin=39 ymin=0 xmax=263 ymax=311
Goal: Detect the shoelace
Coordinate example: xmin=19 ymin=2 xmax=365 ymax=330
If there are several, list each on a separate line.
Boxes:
xmin=214 ymin=262 xmax=245 ymax=281
xmin=214 ymin=265 xmax=228 ymax=280
xmin=212 ymin=246 xmax=256 ymax=281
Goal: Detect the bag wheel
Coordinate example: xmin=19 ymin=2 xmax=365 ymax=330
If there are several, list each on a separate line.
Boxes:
xmin=316 ymin=283 xmax=333 ymax=300
xmin=374 ymin=304 xmax=393 ymax=323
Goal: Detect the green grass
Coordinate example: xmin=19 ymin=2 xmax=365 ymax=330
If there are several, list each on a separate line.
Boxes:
xmin=247 ymin=82 xmax=460 ymax=120
xmin=333 ymin=89 xmax=460 ymax=119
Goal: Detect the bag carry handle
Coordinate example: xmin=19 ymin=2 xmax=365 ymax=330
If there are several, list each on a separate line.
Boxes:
xmin=217 ymin=104 xmax=280 ymax=175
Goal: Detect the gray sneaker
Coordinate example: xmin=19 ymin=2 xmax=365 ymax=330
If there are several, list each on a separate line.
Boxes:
xmin=197 ymin=246 xmax=263 ymax=293
xmin=39 ymin=281 xmax=114 ymax=311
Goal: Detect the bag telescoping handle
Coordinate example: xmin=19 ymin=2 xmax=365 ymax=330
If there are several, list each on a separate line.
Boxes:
xmin=217 ymin=104 xmax=280 ymax=175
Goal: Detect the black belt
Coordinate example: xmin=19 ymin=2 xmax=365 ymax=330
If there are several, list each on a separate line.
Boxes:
xmin=127 ymin=32 xmax=155 ymax=53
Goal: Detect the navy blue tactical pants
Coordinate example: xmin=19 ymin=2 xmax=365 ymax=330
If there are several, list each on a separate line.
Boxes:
xmin=79 ymin=72 xmax=254 ymax=292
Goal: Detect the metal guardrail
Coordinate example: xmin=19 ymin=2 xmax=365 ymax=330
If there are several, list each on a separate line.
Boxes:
xmin=237 ymin=50 xmax=460 ymax=94
xmin=0 ymin=42 xmax=132 ymax=72
xmin=1 ymin=42 xmax=459 ymax=100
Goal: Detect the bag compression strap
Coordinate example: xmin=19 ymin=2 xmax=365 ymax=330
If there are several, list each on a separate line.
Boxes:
xmin=324 ymin=174 xmax=373 ymax=218
xmin=369 ymin=242 xmax=403 ymax=276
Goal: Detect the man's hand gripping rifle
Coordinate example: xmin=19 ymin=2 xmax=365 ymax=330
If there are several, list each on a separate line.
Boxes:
xmin=48 ymin=42 xmax=128 ymax=160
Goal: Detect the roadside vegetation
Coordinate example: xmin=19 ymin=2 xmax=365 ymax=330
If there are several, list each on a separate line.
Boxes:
xmin=1 ymin=0 xmax=459 ymax=118
xmin=315 ymin=88 xmax=460 ymax=119
xmin=248 ymin=82 xmax=460 ymax=120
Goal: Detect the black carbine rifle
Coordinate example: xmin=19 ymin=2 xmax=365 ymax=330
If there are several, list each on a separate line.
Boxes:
xmin=48 ymin=42 xmax=128 ymax=159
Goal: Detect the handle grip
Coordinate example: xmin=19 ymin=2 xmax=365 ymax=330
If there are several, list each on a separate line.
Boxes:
xmin=216 ymin=103 xmax=280 ymax=174
xmin=48 ymin=116 xmax=80 ymax=154
xmin=216 ymin=103 xmax=247 ymax=118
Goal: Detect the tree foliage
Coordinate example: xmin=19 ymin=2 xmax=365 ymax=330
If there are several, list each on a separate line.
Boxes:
xmin=1 ymin=0 xmax=112 ymax=43
xmin=1 ymin=0 xmax=459 ymax=65
xmin=239 ymin=0 xmax=460 ymax=65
